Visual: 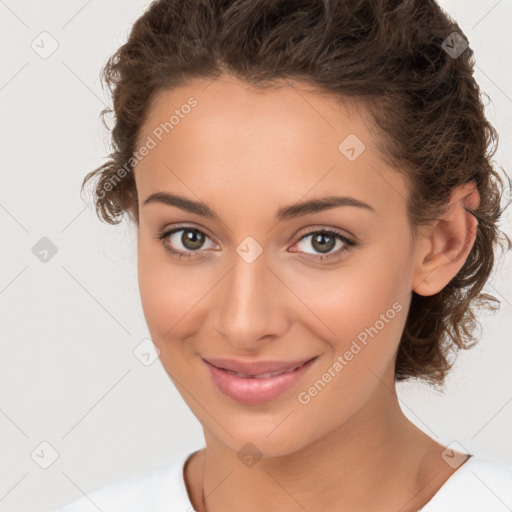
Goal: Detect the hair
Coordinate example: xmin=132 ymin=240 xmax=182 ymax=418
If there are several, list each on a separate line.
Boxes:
xmin=82 ymin=0 xmax=510 ymax=388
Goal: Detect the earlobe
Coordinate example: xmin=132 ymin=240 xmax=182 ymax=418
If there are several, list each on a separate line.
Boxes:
xmin=413 ymin=182 xmax=480 ymax=296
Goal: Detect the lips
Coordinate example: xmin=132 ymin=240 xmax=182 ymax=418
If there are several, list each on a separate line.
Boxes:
xmin=202 ymin=356 xmax=316 ymax=377
xmin=221 ymin=362 xmax=307 ymax=379
xmin=202 ymin=356 xmax=318 ymax=404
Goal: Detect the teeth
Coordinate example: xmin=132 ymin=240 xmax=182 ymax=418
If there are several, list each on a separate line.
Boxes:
xmin=223 ymin=361 xmax=306 ymax=379
xmin=254 ymin=371 xmax=284 ymax=379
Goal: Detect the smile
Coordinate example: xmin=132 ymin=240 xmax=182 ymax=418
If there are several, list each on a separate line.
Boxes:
xmin=202 ymin=356 xmax=318 ymax=404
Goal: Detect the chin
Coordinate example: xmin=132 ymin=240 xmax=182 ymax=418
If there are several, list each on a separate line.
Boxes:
xmin=203 ymin=414 xmax=315 ymax=460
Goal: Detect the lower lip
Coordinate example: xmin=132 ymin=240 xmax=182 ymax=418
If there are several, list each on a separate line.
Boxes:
xmin=204 ymin=357 xmax=318 ymax=405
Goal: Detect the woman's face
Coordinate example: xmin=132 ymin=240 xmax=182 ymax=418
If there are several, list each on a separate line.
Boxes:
xmin=134 ymin=75 xmax=421 ymax=457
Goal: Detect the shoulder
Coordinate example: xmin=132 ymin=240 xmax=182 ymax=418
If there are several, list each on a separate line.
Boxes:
xmin=54 ymin=452 xmax=194 ymax=512
xmin=421 ymin=455 xmax=512 ymax=512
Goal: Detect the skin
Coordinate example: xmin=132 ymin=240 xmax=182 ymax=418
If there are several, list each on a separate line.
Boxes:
xmin=132 ymin=75 xmax=479 ymax=512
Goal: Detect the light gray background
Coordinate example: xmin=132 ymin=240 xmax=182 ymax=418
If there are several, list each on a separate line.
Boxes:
xmin=0 ymin=1 xmax=511 ymax=511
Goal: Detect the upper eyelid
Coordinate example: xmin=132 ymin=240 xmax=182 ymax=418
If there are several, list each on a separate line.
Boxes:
xmin=295 ymin=225 xmax=354 ymax=242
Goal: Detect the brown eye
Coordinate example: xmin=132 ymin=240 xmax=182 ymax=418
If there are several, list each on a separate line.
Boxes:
xmin=157 ymin=227 xmax=217 ymax=259
xmin=291 ymin=228 xmax=356 ymax=264
xmin=180 ymin=229 xmax=206 ymax=250
xmin=310 ymin=232 xmax=337 ymax=253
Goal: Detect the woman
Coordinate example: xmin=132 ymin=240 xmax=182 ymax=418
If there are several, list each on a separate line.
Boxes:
xmin=56 ymin=0 xmax=511 ymax=510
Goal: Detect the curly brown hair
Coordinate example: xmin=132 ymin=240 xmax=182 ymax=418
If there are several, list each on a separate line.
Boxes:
xmin=82 ymin=0 xmax=511 ymax=387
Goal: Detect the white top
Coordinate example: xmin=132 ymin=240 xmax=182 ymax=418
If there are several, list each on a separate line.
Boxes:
xmin=55 ymin=451 xmax=512 ymax=512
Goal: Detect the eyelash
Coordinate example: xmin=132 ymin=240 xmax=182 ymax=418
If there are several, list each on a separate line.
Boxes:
xmin=155 ymin=226 xmax=357 ymax=264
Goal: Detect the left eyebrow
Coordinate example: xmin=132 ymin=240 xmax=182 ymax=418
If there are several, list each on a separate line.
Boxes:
xmin=275 ymin=195 xmax=375 ymax=222
xmin=142 ymin=192 xmax=375 ymax=222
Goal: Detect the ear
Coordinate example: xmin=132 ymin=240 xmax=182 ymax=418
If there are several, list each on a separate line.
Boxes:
xmin=413 ymin=181 xmax=480 ymax=296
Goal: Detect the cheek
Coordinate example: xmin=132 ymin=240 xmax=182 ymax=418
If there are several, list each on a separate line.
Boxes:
xmin=284 ymin=240 xmax=411 ymax=391
xmin=286 ymin=249 xmax=408 ymax=348
xmin=306 ymin=276 xmax=406 ymax=386
xmin=331 ymin=273 xmax=405 ymax=348
xmin=137 ymin=242 xmax=203 ymax=346
xmin=291 ymin=272 xmax=408 ymax=432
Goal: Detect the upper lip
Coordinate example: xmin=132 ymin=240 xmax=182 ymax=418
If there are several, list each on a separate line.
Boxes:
xmin=202 ymin=356 xmax=317 ymax=375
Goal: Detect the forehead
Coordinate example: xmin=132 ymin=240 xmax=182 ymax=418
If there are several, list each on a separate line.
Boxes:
xmin=134 ymin=75 xmax=409 ymax=221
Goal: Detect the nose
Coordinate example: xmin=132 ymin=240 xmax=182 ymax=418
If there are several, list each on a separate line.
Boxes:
xmin=213 ymin=248 xmax=289 ymax=350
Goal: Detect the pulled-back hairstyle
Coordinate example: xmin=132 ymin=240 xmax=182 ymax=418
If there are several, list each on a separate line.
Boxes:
xmin=83 ymin=0 xmax=510 ymax=387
